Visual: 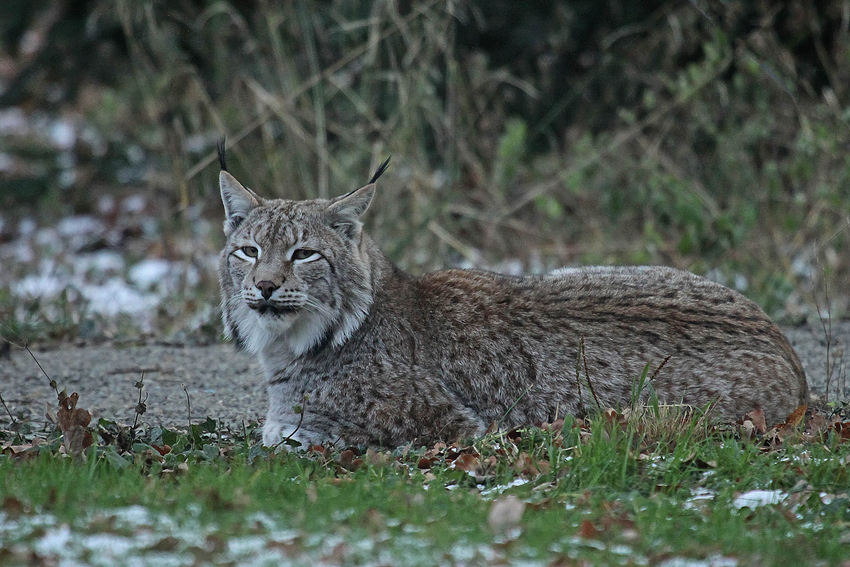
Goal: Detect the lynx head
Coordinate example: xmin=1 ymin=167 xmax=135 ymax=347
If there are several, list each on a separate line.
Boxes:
xmin=218 ymin=154 xmax=389 ymax=356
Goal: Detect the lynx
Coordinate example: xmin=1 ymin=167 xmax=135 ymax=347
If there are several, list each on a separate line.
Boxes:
xmin=217 ymin=151 xmax=808 ymax=449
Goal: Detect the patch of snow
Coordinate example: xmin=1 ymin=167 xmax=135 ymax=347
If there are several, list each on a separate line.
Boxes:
xmin=49 ymin=119 xmax=76 ymax=150
xmin=184 ymin=132 xmax=214 ymax=154
xmin=480 ymin=478 xmax=529 ymax=498
xmin=129 ymin=258 xmax=172 ymax=290
xmin=0 ymin=107 xmax=27 ymax=135
xmin=732 ymin=489 xmax=786 ymax=509
xmin=111 ymin=505 xmax=153 ymax=526
xmin=683 ymin=488 xmax=716 ymax=510
xmin=18 ymin=217 xmax=36 ymax=235
xmin=185 ymin=265 xmax=201 ymax=287
xmin=57 ymin=216 xmax=105 ymax=237
xmin=80 ymin=278 xmax=159 ymax=320
xmin=122 ymin=194 xmax=147 ymax=214
xmin=80 ymin=125 xmax=108 ymax=158
xmin=59 ymin=166 xmax=77 ymax=189
xmin=566 ymin=535 xmax=606 ymax=550
xmin=495 ymin=258 xmax=524 ymax=276
xmin=13 ymin=274 xmax=67 ymax=299
xmin=98 ymin=195 xmax=116 ymax=214
xmin=227 ymin=535 xmax=268 ymax=555
xmin=658 ymin=555 xmax=738 ymax=567
xmin=0 ymin=239 xmax=30 ymax=266
xmin=141 ymin=217 xmax=159 ymax=237
xmin=81 ymin=533 xmax=135 ymax=556
xmin=75 ymin=251 xmax=125 ymax=275
xmin=126 ymin=144 xmax=145 ymax=165
xmin=34 ymin=227 xmax=61 ymax=248
xmin=33 ymin=523 xmax=72 ymax=555
xmin=0 ymin=152 xmax=14 ymax=172
xmin=610 ymin=544 xmax=638 ymax=556
xmin=430 ymin=169 xmax=448 ymax=189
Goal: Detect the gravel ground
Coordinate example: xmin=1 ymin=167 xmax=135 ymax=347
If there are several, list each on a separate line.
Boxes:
xmin=1 ymin=321 xmax=848 ymax=431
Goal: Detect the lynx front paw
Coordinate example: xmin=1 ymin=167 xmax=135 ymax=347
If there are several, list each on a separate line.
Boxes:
xmin=262 ymin=419 xmax=293 ymax=449
xmin=262 ymin=419 xmax=328 ymax=450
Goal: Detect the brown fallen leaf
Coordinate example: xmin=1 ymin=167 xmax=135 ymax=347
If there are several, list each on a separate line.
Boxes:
xmin=1 ymin=444 xmax=34 ymax=457
xmin=744 ymin=406 xmax=767 ymax=434
xmin=337 ymin=449 xmax=357 ymax=469
xmin=2 ymin=496 xmax=27 ymax=517
xmin=577 ymin=519 xmax=602 ymax=539
xmin=783 ymin=404 xmax=807 ymax=427
xmin=805 ymin=413 xmax=828 ymax=437
xmin=454 ymin=452 xmax=479 ymax=472
xmin=681 ymin=452 xmax=717 ymax=469
xmin=363 ymin=448 xmax=390 ymax=466
xmin=834 ymin=421 xmax=850 ymax=443
xmin=741 ymin=419 xmax=756 ymax=441
xmin=56 ymin=392 xmax=93 ymax=457
xmin=488 ymin=495 xmax=525 ymax=534
xmin=151 ymin=444 xmax=171 ymax=456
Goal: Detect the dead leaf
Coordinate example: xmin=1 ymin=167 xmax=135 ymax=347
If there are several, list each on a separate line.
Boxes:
xmin=783 ymin=404 xmax=807 ymax=427
xmin=577 ymin=519 xmax=601 ymax=539
xmin=744 ymin=406 xmax=767 ymax=434
xmin=454 ymin=452 xmax=479 ymax=472
xmin=337 ymin=449 xmax=356 ymax=469
xmin=488 ymin=495 xmax=524 ymax=534
xmin=834 ymin=421 xmax=850 ymax=443
xmin=363 ymin=448 xmax=390 ymax=466
xmin=305 ymin=485 xmax=317 ymax=503
xmin=2 ymin=496 xmax=26 ymax=517
xmin=56 ymin=392 xmax=93 ymax=457
xmin=514 ymin=452 xmax=542 ymax=477
xmin=541 ymin=418 xmax=565 ymax=433
xmin=741 ymin=419 xmax=756 ymax=440
xmin=1 ymin=444 xmax=33 ymax=457
xmin=805 ymin=413 xmax=828 ymax=437
xmin=151 ymin=444 xmax=171 ymax=456
xmin=363 ymin=508 xmax=384 ymax=532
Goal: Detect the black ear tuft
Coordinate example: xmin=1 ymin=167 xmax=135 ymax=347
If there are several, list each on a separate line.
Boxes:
xmin=217 ymin=137 xmax=228 ymax=172
xmin=368 ymin=156 xmax=391 ymax=184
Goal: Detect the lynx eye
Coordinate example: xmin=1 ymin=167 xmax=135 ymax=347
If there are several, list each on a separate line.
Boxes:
xmin=291 ymin=248 xmax=320 ymax=262
xmin=232 ymin=245 xmax=260 ymax=261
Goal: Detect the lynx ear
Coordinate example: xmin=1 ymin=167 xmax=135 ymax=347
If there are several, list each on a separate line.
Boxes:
xmin=220 ymin=171 xmax=260 ymax=236
xmin=325 ymin=183 xmax=375 ymax=238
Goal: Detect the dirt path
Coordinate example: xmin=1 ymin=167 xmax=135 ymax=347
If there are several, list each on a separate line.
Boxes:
xmin=2 ymin=321 xmax=848 ymax=430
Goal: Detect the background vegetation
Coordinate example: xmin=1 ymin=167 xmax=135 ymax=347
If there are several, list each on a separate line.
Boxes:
xmin=0 ymin=0 xmax=848 ymax=341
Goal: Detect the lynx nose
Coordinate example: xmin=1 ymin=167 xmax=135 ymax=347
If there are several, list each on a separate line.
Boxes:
xmin=255 ymin=280 xmax=279 ymax=300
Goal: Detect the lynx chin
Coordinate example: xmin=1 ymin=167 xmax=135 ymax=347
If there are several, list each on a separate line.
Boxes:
xmin=217 ymin=150 xmax=808 ymax=449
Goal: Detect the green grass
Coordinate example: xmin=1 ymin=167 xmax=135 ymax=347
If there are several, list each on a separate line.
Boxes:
xmin=3 ymin=412 xmax=850 ymax=566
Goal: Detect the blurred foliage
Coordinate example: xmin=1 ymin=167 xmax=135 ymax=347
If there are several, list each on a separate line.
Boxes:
xmin=0 ymin=0 xmax=848 ymax=320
